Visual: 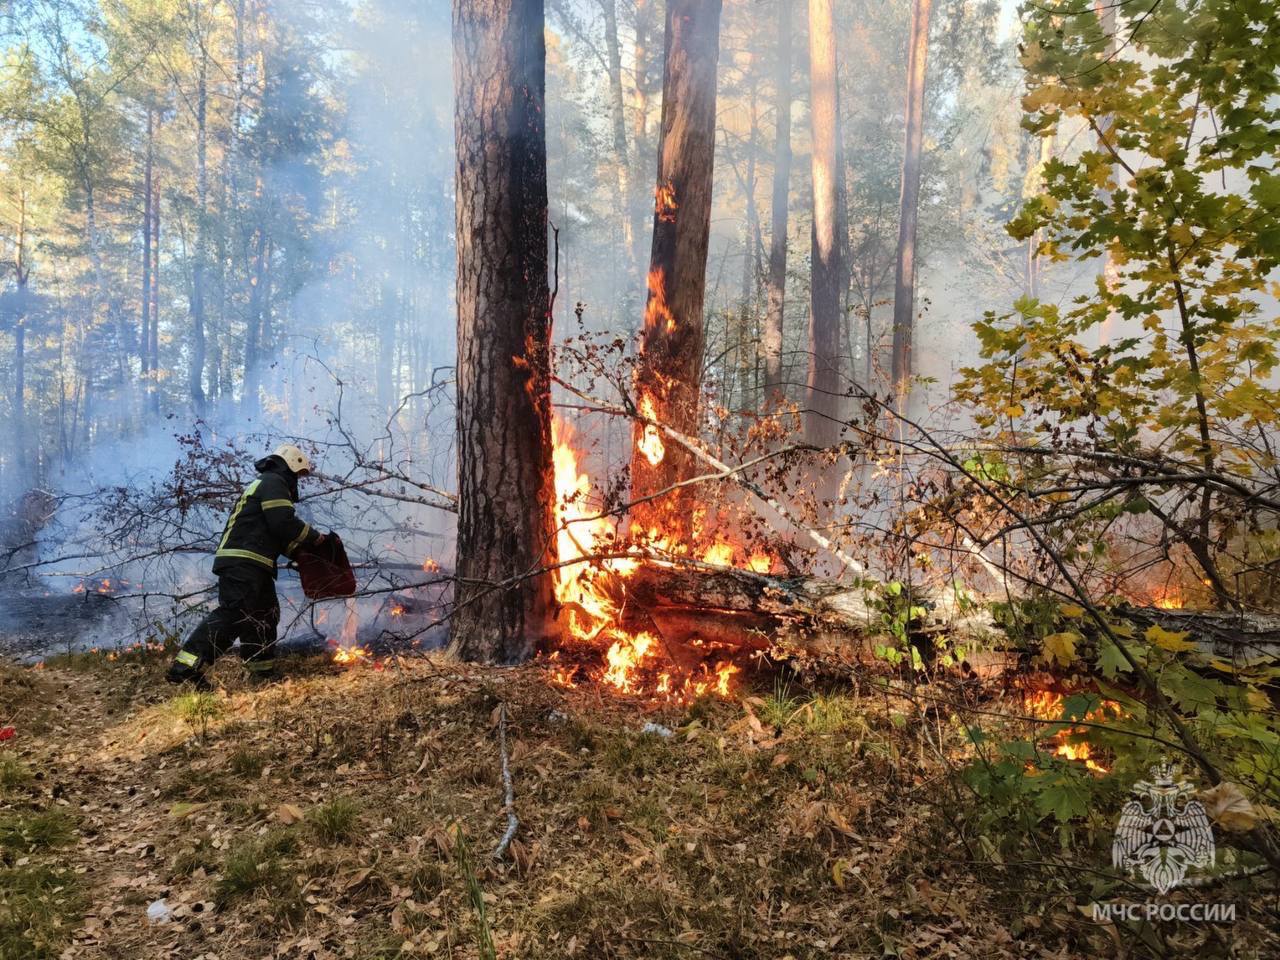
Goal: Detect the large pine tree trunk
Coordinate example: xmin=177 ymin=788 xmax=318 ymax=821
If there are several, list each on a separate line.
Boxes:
xmin=450 ymin=0 xmax=558 ymax=664
xmin=762 ymin=0 xmax=792 ymax=407
xmin=600 ymin=0 xmax=630 ymax=262
xmin=629 ymin=0 xmax=658 ymax=273
xmin=630 ymin=0 xmax=724 ymax=535
xmin=805 ymin=0 xmax=843 ymax=446
xmin=889 ymin=0 xmax=933 ymax=398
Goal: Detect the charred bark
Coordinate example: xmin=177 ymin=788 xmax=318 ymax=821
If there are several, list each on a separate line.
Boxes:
xmin=762 ymin=0 xmax=793 ymax=408
xmin=889 ymin=0 xmax=933 ymax=398
xmin=450 ymin=0 xmax=559 ymax=664
xmin=631 ymin=0 xmax=724 ymax=533
xmin=805 ymin=0 xmax=844 ymax=447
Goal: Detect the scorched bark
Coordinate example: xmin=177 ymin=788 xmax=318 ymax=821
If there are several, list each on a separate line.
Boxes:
xmin=632 ymin=0 xmax=724 ymax=531
xmin=450 ymin=0 xmax=558 ymax=663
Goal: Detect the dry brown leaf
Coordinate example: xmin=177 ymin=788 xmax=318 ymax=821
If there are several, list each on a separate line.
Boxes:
xmin=276 ymin=802 xmax=305 ymax=825
xmin=1200 ymin=781 xmax=1257 ymax=832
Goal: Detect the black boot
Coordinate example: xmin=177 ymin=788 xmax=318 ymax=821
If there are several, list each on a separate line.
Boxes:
xmin=166 ymin=666 xmax=212 ymax=692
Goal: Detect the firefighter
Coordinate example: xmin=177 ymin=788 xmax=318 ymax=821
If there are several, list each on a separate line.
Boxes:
xmin=167 ymin=443 xmax=326 ymax=689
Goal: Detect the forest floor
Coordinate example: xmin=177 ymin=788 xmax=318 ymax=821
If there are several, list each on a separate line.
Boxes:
xmin=0 ymin=647 xmax=1265 ymax=960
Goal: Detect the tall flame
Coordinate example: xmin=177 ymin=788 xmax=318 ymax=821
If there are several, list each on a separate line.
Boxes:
xmin=549 ymin=417 xmax=741 ymax=699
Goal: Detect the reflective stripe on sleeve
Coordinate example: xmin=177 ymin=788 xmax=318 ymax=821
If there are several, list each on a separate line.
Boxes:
xmin=286 ymin=522 xmax=312 ymax=557
xmin=214 ymin=548 xmax=275 ymax=569
xmin=261 ymin=499 xmax=294 ymax=510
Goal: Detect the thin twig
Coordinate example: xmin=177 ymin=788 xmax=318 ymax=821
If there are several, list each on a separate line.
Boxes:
xmin=492 ymin=701 xmax=519 ymax=860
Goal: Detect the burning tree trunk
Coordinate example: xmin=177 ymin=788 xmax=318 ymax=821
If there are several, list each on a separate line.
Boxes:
xmin=889 ymin=0 xmax=933 ymax=399
xmin=631 ymin=0 xmax=724 ymax=530
xmin=805 ymin=0 xmax=844 ymax=446
xmin=762 ymin=0 xmax=792 ymax=408
xmin=449 ymin=0 xmax=558 ymax=663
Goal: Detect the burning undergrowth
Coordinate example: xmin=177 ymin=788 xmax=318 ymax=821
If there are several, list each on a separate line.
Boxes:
xmin=537 ymin=414 xmax=776 ymax=703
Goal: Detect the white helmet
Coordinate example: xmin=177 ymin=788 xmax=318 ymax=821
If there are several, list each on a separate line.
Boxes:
xmin=273 ymin=443 xmax=312 ymax=476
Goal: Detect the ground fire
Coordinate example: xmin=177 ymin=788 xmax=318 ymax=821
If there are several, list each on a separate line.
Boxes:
xmin=543 ymin=415 xmax=749 ymax=700
xmin=1021 ymin=689 xmax=1125 ymax=775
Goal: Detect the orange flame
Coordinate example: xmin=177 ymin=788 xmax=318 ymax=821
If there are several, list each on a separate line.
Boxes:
xmin=548 ymin=416 xmax=749 ymax=700
xmin=636 ymin=394 xmax=666 ymax=467
xmin=1022 ymin=690 xmax=1123 ymax=774
xmin=333 ymin=646 xmax=371 ymax=666
xmin=644 ymin=267 xmax=676 ymax=334
xmin=654 ymin=180 xmax=677 ymax=222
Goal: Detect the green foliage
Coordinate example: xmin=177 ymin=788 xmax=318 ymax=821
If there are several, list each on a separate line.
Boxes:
xmin=870 ymin=581 xmax=928 ymax=669
xmin=172 ymin=690 xmax=223 ymax=740
xmin=0 ymin=811 xmax=75 ymax=854
xmin=215 ymin=828 xmax=298 ymax=904
xmin=0 ymin=864 xmax=82 ymax=960
xmin=307 ymin=796 xmax=362 ymax=844
xmin=0 ymin=759 xmax=30 ymax=795
xmin=757 ymin=677 xmax=803 ymax=728
xmin=227 ymin=748 xmax=265 ymax=779
xmin=955 ymin=0 xmax=1280 ymax=596
xmin=453 ymin=828 xmax=496 ymax=960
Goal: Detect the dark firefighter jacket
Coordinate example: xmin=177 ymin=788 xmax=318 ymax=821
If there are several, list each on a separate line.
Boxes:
xmin=212 ymin=455 xmax=322 ymax=579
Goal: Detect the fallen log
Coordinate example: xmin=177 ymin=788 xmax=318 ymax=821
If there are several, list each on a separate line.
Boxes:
xmin=610 ymin=563 xmax=1280 ymax=674
xmin=613 ymin=563 xmax=1013 ymax=674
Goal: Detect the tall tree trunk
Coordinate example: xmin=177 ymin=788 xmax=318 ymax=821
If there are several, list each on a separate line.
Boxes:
xmin=1024 ymin=130 xmax=1054 ymax=299
xmin=629 ymin=0 xmax=658 ymax=271
xmin=740 ymin=72 xmax=760 ymax=309
xmin=600 ymin=0 xmax=630 ymax=255
xmin=805 ymin=0 xmax=843 ymax=446
xmin=149 ymin=162 xmax=162 ymax=415
xmin=190 ymin=44 xmax=209 ymax=418
xmin=242 ymin=219 xmax=269 ymax=418
xmin=762 ymin=0 xmax=792 ymax=406
xmin=449 ymin=0 xmax=558 ymax=664
xmin=889 ymin=0 xmax=933 ymax=399
xmin=630 ymin=0 xmax=724 ymax=535
xmin=12 ymin=194 xmax=29 ymax=475
xmin=141 ymin=108 xmax=154 ymax=409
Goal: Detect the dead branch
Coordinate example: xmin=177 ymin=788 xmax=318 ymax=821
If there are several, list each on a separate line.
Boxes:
xmin=491 ymin=701 xmax=519 ymax=861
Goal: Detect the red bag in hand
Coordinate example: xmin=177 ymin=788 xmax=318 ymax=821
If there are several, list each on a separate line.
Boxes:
xmin=295 ymin=532 xmax=357 ymax=599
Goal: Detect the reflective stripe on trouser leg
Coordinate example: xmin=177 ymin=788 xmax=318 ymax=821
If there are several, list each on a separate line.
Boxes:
xmin=175 ymin=650 xmax=200 ymax=668
xmin=244 ymin=659 xmax=276 ymax=673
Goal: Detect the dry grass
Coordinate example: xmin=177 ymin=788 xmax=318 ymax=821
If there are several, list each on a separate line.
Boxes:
xmin=0 ymin=652 xmax=1273 ymax=959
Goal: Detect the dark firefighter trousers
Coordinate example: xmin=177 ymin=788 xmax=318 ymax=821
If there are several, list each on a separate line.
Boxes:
xmin=168 ymin=570 xmax=281 ymax=681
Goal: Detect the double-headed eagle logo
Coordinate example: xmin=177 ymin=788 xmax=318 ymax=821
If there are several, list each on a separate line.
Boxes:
xmin=1112 ymin=760 xmax=1215 ymax=894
